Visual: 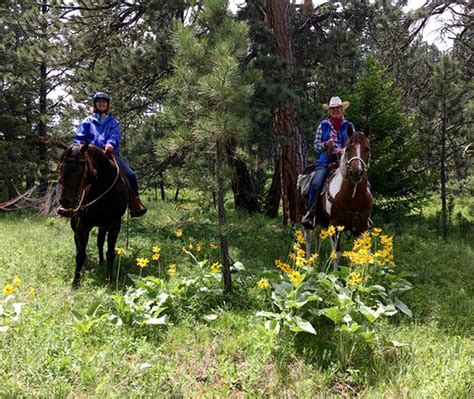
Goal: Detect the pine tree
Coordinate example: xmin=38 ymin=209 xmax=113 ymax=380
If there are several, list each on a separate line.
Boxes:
xmin=161 ymin=0 xmax=254 ymax=293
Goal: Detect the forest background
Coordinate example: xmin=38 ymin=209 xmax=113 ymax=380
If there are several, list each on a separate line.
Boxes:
xmin=0 ymin=0 xmax=472 ymax=235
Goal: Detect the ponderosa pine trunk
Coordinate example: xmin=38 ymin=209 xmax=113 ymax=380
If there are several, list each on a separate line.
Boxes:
xmin=266 ymin=0 xmax=305 ymax=224
xmin=216 ymin=139 xmax=232 ymax=294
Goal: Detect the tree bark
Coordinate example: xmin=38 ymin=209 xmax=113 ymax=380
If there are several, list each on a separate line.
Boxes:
xmin=266 ymin=0 xmax=306 ymax=224
xmin=216 ymin=139 xmax=232 ymax=294
xmin=38 ymin=0 xmax=48 ymax=194
xmin=264 ymin=156 xmax=281 ymax=218
xmin=226 ymin=141 xmax=260 ymax=213
xmin=440 ymin=75 xmax=448 ymax=240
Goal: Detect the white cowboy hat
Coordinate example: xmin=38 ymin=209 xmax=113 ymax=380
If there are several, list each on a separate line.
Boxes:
xmin=322 ymin=96 xmax=350 ymax=111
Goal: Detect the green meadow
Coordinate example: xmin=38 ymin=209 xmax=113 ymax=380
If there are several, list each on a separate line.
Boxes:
xmin=0 ymin=198 xmax=472 ymax=398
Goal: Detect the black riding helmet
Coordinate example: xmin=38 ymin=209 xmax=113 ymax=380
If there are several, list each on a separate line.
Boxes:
xmin=92 ymin=92 xmax=110 ymax=111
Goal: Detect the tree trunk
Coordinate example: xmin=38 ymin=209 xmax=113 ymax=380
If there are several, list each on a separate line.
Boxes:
xmin=264 ymin=156 xmax=281 ymax=218
xmin=266 ymin=0 xmax=306 ymax=224
xmin=440 ymin=81 xmax=448 ymax=240
xmin=38 ymin=0 xmax=48 ymax=195
xmin=226 ymin=141 xmax=259 ymax=213
xmin=216 ymin=139 xmax=232 ymax=294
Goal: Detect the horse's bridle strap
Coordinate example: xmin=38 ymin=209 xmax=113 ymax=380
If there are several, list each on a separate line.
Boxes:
xmin=346 ymin=156 xmax=369 ymax=170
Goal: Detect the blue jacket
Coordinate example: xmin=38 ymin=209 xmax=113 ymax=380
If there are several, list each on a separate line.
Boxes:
xmin=314 ymin=119 xmax=355 ymax=166
xmin=74 ymin=114 xmax=122 ymax=152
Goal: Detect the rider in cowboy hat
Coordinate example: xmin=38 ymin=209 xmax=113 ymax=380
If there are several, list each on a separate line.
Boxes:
xmin=64 ymin=92 xmax=147 ymax=217
xmin=301 ymin=96 xmax=355 ymax=229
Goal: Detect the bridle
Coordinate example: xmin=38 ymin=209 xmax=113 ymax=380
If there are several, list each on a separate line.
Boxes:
xmin=346 ymin=155 xmax=370 ymax=173
xmin=59 ymin=150 xmax=121 ymax=213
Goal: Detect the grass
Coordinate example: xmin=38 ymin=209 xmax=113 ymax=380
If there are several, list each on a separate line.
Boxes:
xmin=0 ymin=196 xmax=472 ymax=397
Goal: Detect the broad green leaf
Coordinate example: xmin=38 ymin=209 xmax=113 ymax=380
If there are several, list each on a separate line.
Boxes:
xmin=359 ymin=305 xmax=378 ymax=323
xmin=324 ymin=307 xmax=343 ymax=323
xmin=359 ymin=330 xmax=376 ymax=344
xmin=145 ymin=315 xmax=168 ymax=325
xmin=256 ymin=310 xmax=279 ymax=319
xmin=290 ymin=317 xmax=317 ymax=335
xmin=265 ymin=319 xmax=281 ymax=334
xmin=394 ymin=298 xmax=412 ymax=317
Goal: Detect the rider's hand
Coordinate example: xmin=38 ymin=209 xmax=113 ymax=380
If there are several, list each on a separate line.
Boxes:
xmin=334 ymin=147 xmax=343 ymax=155
xmin=105 ymin=144 xmax=114 ymax=154
xmin=324 ymin=139 xmax=334 ymax=150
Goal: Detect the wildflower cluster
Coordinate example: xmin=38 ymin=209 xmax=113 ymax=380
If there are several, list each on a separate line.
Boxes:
xmin=272 ymin=229 xmax=318 ymax=286
xmin=167 ymin=263 xmax=177 ymax=277
xmin=2 ymin=276 xmax=22 ymax=296
xmin=257 ymin=225 xmax=412 ymax=355
xmin=342 ymin=230 xmax=395 ymax=267
xmin=152 ymin=245 xmax=161 ymax=261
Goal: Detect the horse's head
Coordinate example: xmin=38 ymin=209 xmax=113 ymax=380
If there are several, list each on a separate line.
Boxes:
xmin=340 ymin=126 xmax=370 ymax=184
xmin=58 ymin=142 xmax=94 ymax=210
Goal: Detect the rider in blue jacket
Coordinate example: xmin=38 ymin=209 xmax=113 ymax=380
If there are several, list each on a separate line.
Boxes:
xmin=302 ymin=96 xmax=355 ymax=229
xmin=73 ymin=92 xmax=147 ymax=217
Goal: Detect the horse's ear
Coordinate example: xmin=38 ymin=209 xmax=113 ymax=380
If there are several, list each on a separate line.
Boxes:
xmin=347 ymin=124 xmax=354 ymax=137
xmin=80 ymin=141 xmax=89 ymax=154
xmin=363 ymin=126 xmax=370 ymax=137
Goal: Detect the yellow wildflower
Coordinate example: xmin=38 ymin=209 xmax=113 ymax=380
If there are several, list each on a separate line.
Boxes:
xmin=296 ymin=248 xmax=306 ymax=259
xmin=293 ymin=242 xmax=301 ymax=252
xmin=275 ymin=259 xmax=292 ymax=274
xmin=168 ymin=263 xmax=177 ymax=277
xmin=188 ymin=243 xmax=194 ymax=250
xmin=3 ymin=284 xmax=14 ymax=295
xmin=295 ymin=256 xmax=305 ymax=267
xmin=320 ymin=229 xmax=329 ymax=240
xmin=210 ymin=242 xmax=219 ymax=249
xmin=29 ymin=287 xmax=36 ymax=297
xmin=175 ymin=229 xmax=183 ymax=238
xmin=336 ymin=225 xmax=345 ymax=232
xmin=307 ymin=252 xmax=318 ymax=266
xmin=348 ymin=272 xmax=363 ymax=286
xmin=152 ymin=245 xmax=160 ymax=253
xmin=329 ymin=251 xmax=338 ymax=261
xmin=152 ymin=253 xmax=161 ymax=261
xmin=289 ymin=270 xmax=303 ymax=285
xmin=196 ymin=242 xmax=203 ymax=253
xmin=371 ymin=227 xmax=382 ymax=237
xmin=115 ymin=247 xmax=126 ymax=256
xmin=294 ymin=230 xmax=305 ymax=244
xmin=327 ymin=225 xmax=336 ymax=237
xmin=12 ymin=276 xmax=22 ymax=286
xmin=257 ymin=278 xmax=270 ymax=289
xmin=210 ymin=262 xmax=222 ymax=273
xmin=136 ymin=257 xmax=150 ymax=268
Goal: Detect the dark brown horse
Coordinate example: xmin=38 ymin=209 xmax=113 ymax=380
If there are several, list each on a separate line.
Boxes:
xmin=303 ymin=128 xmax=373 ymax=259
xmin=58 ymin=143 xmax=128 ymax=287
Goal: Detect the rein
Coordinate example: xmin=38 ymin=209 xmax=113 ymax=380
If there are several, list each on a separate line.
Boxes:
xmin=65 ymin=152 xmax=121 ymax=213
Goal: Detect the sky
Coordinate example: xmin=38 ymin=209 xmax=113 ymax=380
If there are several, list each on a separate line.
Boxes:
xmin=229 ymin=0 xmax=458 ymax=50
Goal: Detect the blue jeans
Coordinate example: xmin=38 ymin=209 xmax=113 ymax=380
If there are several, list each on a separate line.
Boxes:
xmin=307 ymin=165 xmax=328 ymax=211
xmin=115 ymin=154 xmax=139 ymax=196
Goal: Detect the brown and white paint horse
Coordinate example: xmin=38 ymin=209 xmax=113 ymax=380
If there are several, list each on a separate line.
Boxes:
xmin=303 ymin=127 xmax=373 ymax=263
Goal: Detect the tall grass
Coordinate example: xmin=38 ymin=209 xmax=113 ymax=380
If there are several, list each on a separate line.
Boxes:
xmin=0 ymin=198 xmax=472 ymax=397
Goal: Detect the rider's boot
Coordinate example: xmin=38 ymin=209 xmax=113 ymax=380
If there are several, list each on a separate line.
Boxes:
xmin=130 ymin=195 xmax=147 ymax=218
xmin=301 ymin=188 xmax=321 ymax=229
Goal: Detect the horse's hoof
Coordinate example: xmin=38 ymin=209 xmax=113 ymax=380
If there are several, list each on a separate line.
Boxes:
xmin=72 ymin=279 xmax=80 ymax=289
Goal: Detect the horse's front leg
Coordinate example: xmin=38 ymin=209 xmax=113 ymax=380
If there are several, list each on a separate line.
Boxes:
xmin=97 ymin=227 xmax=107 ymax=265
xmin=72 ymin=224 xmax=92 ymax=288
xmin=105 ymin=220 xmax=122 ymax=284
